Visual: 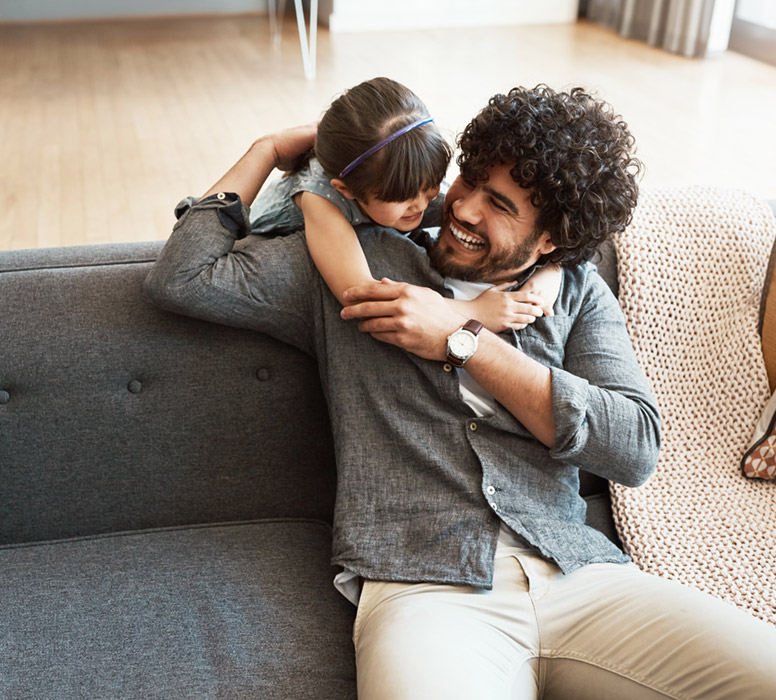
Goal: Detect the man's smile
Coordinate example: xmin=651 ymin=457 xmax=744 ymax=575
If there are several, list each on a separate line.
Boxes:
xmin=448 ymin=221 xmax=486 ymax=252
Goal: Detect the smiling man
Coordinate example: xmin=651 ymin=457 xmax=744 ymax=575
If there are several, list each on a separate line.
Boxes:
xmin=429 ymin=167 xmax=554 ymax=282
xmin=146 ymin=85 xmax=776 ymax=699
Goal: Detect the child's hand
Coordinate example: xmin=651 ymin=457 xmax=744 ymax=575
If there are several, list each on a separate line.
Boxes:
xmin=461 ymin=282 xmax=545 ymax=332
xmin=522 ymin=264 xmax=562 ymax=317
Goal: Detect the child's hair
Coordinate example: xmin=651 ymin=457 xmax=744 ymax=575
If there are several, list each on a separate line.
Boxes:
xmin=316 ymin=77 xmax=452 ymax=203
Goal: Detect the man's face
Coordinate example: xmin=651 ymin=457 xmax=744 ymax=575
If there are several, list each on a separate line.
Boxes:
xmin=429 ymin=165 xmax=556 ymax=283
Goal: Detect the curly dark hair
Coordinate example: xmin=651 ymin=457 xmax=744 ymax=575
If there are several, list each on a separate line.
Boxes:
xmin=457 ymin=85 xmax=642 ymax=266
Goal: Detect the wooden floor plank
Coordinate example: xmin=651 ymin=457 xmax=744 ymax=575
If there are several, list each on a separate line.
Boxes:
xmin=1 ymin=15 xmax=774 ymax=250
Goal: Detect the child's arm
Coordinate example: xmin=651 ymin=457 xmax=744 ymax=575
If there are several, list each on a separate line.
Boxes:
xmin=449 ymin=264 xmax=563 ymax=332
xmin=297 ymin=191 xmax=375 ymax=305
xmin=298 ymin=186 xmax=564 ymax=328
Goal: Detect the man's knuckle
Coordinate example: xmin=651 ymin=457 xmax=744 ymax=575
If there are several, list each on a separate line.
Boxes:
xmin=396 ymin=300 xmax=411 ymax=315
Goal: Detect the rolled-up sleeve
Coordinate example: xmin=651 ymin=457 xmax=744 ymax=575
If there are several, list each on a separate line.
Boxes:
xmin=144 ymin=193 xmax=317 ymax=356
xmin=549 ymin=270 xmax=661 ymax=487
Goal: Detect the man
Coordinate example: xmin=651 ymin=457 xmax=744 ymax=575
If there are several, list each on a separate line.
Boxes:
xmin=145 ymin=85 xmax=776 ymax=698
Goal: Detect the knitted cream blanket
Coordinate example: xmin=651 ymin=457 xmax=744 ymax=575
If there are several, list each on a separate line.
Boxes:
xmin=610 ymin=186 xmax=776 ymax=626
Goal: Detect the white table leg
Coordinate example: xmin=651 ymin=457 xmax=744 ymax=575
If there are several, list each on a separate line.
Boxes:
xmin=293 ymin=0 xmax=318 ymax=80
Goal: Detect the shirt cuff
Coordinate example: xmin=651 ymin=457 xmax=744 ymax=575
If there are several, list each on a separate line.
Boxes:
xmin=174 ymin=193 xmax=251 ymax=238
xmin=548 ymin=366 xmax=591 ymax=460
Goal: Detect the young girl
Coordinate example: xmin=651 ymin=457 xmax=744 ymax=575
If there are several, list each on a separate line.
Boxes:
xmin=250 ymin=77 xmax=560 ymax=331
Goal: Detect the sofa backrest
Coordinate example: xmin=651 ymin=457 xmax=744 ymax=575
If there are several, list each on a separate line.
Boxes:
xmin=0 ymin=243 xmax=337 ymax=546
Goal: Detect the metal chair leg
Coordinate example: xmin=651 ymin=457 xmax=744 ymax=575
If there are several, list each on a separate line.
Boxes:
xmin=293 ymin=0 xmax=318 ymax=80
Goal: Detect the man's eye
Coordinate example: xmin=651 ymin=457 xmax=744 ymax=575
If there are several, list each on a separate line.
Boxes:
xmin=490 ymin=198 xmax=507 ymax=212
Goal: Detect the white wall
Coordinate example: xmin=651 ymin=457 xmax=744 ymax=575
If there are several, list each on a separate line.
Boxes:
xmin=329 ymin=0 xmax=579 ymax=32
xmin=0 ymin=0 xmax=266 ymax=22
xmin=736 ymin=0 xmax=776 ymax=29
xmin=2 ymin=0 xmax=578 ymax=31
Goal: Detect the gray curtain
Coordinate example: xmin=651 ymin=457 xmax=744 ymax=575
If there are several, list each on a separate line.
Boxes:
xmin=586 ymin=0 xmax=721 ymax=57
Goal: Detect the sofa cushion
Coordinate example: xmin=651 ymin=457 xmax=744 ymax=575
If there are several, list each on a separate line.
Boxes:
xmin=0 ymin=243 xmax=338 ymax=545
xmin=0 ymin=519 xmax=357 ymax=700
xmin=741 ymin=387 xmax=776 ymax=479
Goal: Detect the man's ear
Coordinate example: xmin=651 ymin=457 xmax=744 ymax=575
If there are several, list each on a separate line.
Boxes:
xmin=330 ymin=178 xmax=357 ymax=200
xmin=537 ymin=232 xmax=556 ymax=256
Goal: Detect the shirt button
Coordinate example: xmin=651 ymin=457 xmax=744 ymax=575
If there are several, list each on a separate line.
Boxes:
xmin=469 ymin=421 xmax=478 ymax=432
xmin=443 ymin=363 xmax=453 ymax=373
xmin=216 ymin=192 xmax=226 ymax=200
xmin=490 ymin=502 xmax=499 ymax=512
xmin=486 ymin=485 xmax=496 ymax=495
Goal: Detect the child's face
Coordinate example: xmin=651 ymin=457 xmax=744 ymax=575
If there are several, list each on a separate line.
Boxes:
xmin=359 ymin=185 xmax=440 ymax=232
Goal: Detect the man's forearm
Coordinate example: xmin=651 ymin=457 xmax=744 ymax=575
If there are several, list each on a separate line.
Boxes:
xmin=201 ymin=122 xmax=317 ymax=204
xmin=464 ymin=331 xmax=556 ymax=448
xmin=340 ymin=277 xmax=660 ymax=484
xmin=201 ymin=138 xmax=277 ymax=205
xmin=339 ymin=279 xmax=556 ymax=446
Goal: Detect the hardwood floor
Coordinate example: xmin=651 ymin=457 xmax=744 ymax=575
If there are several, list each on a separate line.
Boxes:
xmin=1 ymin=14 xmax=775 ymax=250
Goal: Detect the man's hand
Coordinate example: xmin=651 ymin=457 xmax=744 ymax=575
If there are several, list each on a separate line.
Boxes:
xmin=269 ymin=122 xmax=318 ymax=171
xmin=342 ymin=279 xmax=556 ymax=446
xmin=341 ymin=279 xmax=466 ymax=361
xmin=200 ymin=122 xmax=317 ymax=205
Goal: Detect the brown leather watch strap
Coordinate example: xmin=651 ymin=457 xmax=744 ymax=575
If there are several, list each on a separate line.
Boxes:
xmin=462 ymin=319 xmax=484 ymax=336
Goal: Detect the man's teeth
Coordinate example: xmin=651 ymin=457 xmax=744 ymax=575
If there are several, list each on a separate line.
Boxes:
xmin=451 ymin=224 xmax=485 ymax=251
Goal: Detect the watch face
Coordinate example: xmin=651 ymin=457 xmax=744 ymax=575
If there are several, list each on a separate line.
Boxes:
xmin=449 ymin=330 xmax=476 ymax=359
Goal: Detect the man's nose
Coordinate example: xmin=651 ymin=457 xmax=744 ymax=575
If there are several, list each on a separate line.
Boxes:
xmin=452 ymin=189 xmax=482 ymax=224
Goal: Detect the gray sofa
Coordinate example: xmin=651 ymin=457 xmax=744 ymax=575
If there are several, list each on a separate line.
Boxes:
xmin=0 ymin=236 xmax=623 ymax=698
xmin=1 ymin=242 xmax=356 ymax=698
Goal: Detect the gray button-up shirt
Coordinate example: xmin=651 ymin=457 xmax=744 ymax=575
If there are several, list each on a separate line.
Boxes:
xmin=145 ymin=193 xmax=661 ymax=588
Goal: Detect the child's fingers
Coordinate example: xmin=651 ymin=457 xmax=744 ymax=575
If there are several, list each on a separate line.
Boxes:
xmin=506 ymin=291 xmax=545 ymax=306
xmin=490 ymin=280 xmax=518 ymax=292
xmin=506 ymin=310 xmax=543 ymax=329
xmin=515 ymin=302 xmax=543 ymax=319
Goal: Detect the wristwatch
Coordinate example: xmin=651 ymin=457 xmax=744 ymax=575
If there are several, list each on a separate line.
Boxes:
xmin=446 ymin=319 xmax=484 ymax=367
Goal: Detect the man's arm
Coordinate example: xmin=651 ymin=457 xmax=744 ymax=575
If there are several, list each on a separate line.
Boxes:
xmin=341 ymin=276 xmax=660 ymax=487
xmin=200 ymin=123 xmax=317 ymax=204
xmin=464 ymin=332 xmax=555 ymax=447
xmin=340 ymin=280 xmax=555 ymax=445
xmin=144 ymin=126 xmax=320 ymax=352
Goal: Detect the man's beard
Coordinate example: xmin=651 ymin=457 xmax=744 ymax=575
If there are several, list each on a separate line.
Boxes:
xmin=428 ymin=223 xmax=543 ymax=283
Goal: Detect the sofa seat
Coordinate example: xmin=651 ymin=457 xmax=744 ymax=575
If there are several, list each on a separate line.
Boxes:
xmin=0 ymin=520 xmax=357 ymax=700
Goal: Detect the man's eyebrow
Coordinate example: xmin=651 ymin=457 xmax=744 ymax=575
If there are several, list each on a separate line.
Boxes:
xmin=482 ymin=185 xmax=519 ymax=214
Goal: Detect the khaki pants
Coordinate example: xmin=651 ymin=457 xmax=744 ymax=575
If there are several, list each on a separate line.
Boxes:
xmin=353 ymin=554 xmax=776 ymax=699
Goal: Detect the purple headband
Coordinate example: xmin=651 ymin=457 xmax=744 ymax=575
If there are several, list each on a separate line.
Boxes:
xmin=338 ymin=117 xmax=434 ymax=179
